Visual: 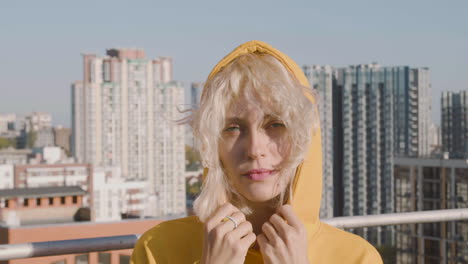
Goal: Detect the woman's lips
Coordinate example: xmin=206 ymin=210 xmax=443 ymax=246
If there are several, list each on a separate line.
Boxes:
xmin=243 ymin=169 xmax=275 ymax=181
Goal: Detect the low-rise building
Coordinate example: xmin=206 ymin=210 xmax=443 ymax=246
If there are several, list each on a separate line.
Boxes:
xmin=32 ymin=146 xmax=66 ymax=164
xmin=92 ymin=167 xmax=148 ymax=222
xmin=0 ymin=186 xmax=86 ymax=226
xmin=53 ymin=127 xmax=71 ymax=155
xmin=0 ymin=148 xmax=31 ymax=165
xmin=34 ymin=127 xmax=55 ymax=148
xmin=13 ymin=163 xmax=91 ymax=206
xmin=0 ymin=164 xmax=14 ymax=189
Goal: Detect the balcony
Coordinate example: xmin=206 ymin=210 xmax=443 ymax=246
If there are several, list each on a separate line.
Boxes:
xmin=1 ymin=208 xmax=467 ymax=261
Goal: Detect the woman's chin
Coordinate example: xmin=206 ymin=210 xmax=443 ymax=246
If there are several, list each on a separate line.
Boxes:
xmin=236 ymin=181 xmax=283 ymax=203
xmin=243 ymin=190 xmax=281 ymax=203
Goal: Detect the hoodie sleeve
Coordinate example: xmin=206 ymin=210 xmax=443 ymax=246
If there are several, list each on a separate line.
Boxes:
xmin=310 ymin=223 xmax=384 ymax=263
xmin=130 ymin=216 xmax=204 ymax=264
xmin=357 ymin=243 xmax=384 ymax=264
xmin=131 ymin=241 xmax=201 ymax=264
xmin=130 ymin=236 xmax=157 ymax=264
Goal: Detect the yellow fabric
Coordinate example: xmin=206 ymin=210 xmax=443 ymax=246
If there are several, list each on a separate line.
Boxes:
xmin=131 ymin=40 xmax=383 ymax=264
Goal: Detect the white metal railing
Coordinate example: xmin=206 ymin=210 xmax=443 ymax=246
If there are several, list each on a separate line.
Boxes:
xmin=0 ymin=234 xmax=141 ymax=261
xmin=1 ymin=208 xmax=468 ymax=261
xmin=321 ymin=208 xmax=468 ymax=228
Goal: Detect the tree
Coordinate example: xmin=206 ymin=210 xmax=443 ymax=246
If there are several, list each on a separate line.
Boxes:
xmin=26 ymin=131 xmax=37 ymax=149
xmin=186 ymin=178 xmax=202 ymax=198
xmin=185 ymin=145 xmax=201 ymax=171
xmin=0 ymin=137 xmax=16 ymax=149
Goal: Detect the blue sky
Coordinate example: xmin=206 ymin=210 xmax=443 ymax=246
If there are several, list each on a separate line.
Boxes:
xmin=0 ymin=0 xmax=467 ymax=126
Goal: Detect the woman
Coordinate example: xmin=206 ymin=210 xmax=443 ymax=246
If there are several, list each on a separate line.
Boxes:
xmin=131 ymin=40 xmax=383 ymax=264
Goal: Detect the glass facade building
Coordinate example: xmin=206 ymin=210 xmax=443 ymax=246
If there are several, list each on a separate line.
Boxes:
xmin=442 ymin=90 xmax=468 ymax=159
xmin=304 ymin=63 xmax=432 ymax=246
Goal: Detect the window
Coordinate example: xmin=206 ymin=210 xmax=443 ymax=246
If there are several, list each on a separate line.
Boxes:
xmin=36 ymin=198 xmax=41 ymax=206
xmin=73 ymin=196 xmax=78 ymax=204
xmin=61 ymin=197 xmax=66 ymax=204
xmin=23 ymin=198 xmax=29 ymax=206
xmin=49 ymin=197 xmax=54 ymax=205
xmin=98 ymin=253 xmax=111 ymax=264
xmin=119 ymin=255 xmax=130 ymax=264
xmin=5 ymin=199 xmax=9 ymax=208
xmin=75 ymin=254 xmax=89 ymax=264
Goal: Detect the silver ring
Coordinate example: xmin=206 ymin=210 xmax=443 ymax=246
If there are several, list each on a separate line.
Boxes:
xmin=226 ymin=216 xmax=238 ymax=229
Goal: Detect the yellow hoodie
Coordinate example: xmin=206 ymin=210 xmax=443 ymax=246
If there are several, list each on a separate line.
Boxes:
xmin=131 ymin=40 xmax=383 ymax=264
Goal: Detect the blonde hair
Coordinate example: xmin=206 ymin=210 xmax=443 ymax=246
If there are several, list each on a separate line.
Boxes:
xmin=191 ymin=52 xmax=319 ymax=222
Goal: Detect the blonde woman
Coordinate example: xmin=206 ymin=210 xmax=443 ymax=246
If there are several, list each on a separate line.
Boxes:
xmin=131 ymin=40 xmax=383 ymax=264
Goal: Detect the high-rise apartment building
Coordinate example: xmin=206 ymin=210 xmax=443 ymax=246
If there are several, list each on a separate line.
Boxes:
xmin=190 ymin=82 xmax=203 ymax=108
xmin=394 ymin=157 xmax=468 ymax=263
xmin=441 ymin=90 xmax=468 ymax=159
xmin=71 ymin=48 xmax=185 ymax=217
xmin=428 ymin=123 xmax=441 ymax=155
xmin=152 ymin=81 xmax=186 ymax=216
xmin=336 ymin=64 xmax=395 ymax=246
xmin=304 ymin=63 xmax=432 ymax=245
xmin=303 ymin=65 xmax=335 ymax=219
xmin=186 ymin=82 xmax=204 ymax=148
xmin=394 ymin=67 xmax=431 ymax=157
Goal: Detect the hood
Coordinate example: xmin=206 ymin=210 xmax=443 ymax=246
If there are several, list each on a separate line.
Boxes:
xmin=203 ymin=40 xmax=323 ymax=235
xmin=131 ymin=40 xmax=383 ymax=264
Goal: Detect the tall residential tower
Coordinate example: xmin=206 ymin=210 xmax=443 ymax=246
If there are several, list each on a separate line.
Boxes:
xmin=304 ymin=63 xmax=432 ymax=245
xmin=71 ymin=48 xmax=185 ymax=217
xmin=441 ymin=90 xmax=468 ymax=159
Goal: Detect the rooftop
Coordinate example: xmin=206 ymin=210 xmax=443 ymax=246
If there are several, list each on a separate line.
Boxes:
xmin=0 ymin=186 xmax=85 ymax=199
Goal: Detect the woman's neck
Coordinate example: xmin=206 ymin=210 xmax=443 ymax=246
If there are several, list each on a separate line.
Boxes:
xmin=245 ymin=200 xmax=277 ymax=236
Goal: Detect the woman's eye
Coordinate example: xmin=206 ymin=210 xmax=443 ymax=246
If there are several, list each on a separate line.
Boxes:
xmin=269 ymin=122 xmax=285 ymax=128
xmin=224 ymin=125 xmax=240 ymax=132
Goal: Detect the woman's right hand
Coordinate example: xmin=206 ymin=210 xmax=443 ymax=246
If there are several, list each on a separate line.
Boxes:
xmin=201 ymin=203 xmax=256 ymax=264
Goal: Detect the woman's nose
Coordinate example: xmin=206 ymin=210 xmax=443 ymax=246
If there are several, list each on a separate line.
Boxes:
xmin=246 ymin=129 xmax=267 ymax=160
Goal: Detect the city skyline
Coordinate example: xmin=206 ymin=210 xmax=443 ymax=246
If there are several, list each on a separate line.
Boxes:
xmin=1 ymin=0 xmax=467 ymax=127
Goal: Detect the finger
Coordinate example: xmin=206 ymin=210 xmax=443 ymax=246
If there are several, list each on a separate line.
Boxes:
xmin=256 ymin=233 xmax=268 ymax=251
xmin=225 ymin=211 xmax=246 ymax=228
xmin=277 ymin=204 xmax=302 ymax=229
xmin=261 ymin=222 xmax=282 ymax=247
xmin=218 ymin=211 xmax=245 ymax=232
xmin=213 ymin=203 xmax=239 ymax=223
xmin=269 ymin=213 xmax=290 ymax=240
xmin=211 ymin=211 xmax=245 ymax=239
xmin=206 ymin=203 xmax=239 ymax=230
xmin=239 ymin=232 xmax=256 ymax=249
xmin=257 ymin=234 xmax=277 ymax=263
xmin=227 ymin=221 xmax=253 ymax=240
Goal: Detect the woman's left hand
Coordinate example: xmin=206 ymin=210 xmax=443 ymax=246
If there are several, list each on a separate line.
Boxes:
xmin=257 ymin=204 xmax=309 ymax=264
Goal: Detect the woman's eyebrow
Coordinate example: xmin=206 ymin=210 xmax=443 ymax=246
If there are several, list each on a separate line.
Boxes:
xmin=264 ymin=114 xmax=279 ymax=120
xmin=225 ymin=117 xmax=243 ymax=124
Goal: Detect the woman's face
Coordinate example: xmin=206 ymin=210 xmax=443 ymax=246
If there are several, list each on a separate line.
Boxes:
xmin=219 ymin=98 xmax=290 ymax=203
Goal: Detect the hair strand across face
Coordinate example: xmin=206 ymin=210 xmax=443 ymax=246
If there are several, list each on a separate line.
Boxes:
xmin=190 ymin=53 xmax=320 ymax=222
